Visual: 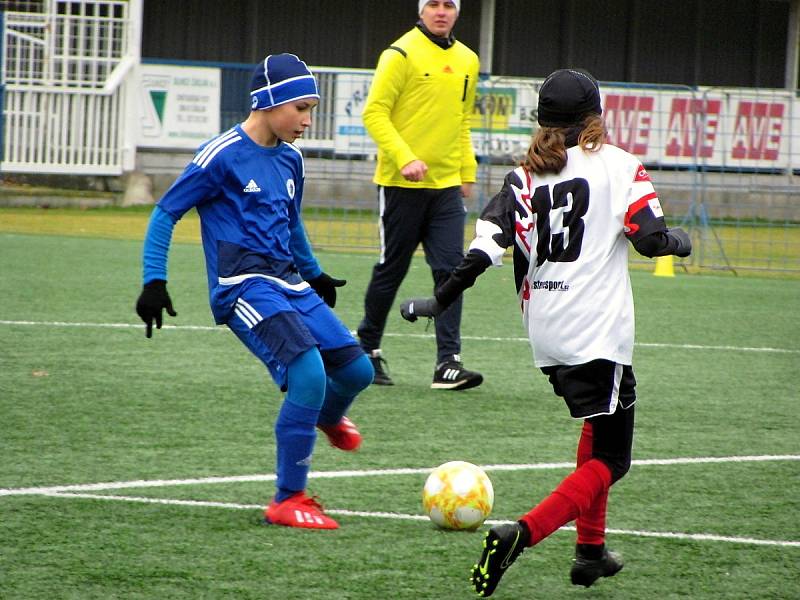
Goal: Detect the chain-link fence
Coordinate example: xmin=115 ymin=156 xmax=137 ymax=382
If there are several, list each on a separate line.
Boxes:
xmin=467 ymin=77 xmax=800 ymax=275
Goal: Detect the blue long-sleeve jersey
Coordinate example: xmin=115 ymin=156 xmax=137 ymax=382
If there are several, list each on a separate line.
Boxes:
xmin=142 ymin=124 xmax=321 ymax=323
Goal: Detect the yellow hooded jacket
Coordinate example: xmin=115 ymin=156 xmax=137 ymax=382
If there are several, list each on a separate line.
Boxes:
xmin=363 ymin=26 xmax=479 ymax=189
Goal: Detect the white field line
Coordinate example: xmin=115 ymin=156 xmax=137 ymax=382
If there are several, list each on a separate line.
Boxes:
xmin=33 ymin=491 xmax=800 ymax=549
xmin=4 ymin=455 xmax=799 ymax=548
xmin=1 ymin=319 xmax=798 ymax=354
xmin=2 ymin=454 xmax=798 ymax=497
xmin=3 ymin=322 xmax=797 ymax=548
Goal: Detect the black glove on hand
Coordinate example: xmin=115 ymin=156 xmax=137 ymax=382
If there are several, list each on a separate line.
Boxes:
xmin=399 ymin=297 xmax=443 ymax=322
xmin=308 ymin=272 xmax=346 ymax=308
xmin=668 ymin=227 xmax=692 ymax=257
xmin=136 ymin=279 xmax=177 ymax=338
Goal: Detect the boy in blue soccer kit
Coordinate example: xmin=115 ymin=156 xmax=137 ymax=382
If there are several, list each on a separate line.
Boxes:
xmin=135 ymin=53 xmax=373 ymax=530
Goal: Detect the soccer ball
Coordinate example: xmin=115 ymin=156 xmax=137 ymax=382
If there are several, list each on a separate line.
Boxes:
xmin=422 ymin=461 xmax=494 ymax=530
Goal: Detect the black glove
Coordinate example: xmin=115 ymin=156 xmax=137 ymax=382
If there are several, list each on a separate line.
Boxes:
xmin=308 ymin=272 xmax=346 ymax=308
xmin=399 ymin=297 xmax=443 ymax=322
xmin=135 ymin=279 xmax=177 ymax=338
xmin=667 ymin=227 xmax=692 ymax=258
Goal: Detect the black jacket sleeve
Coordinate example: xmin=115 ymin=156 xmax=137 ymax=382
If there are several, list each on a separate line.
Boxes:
xmin=435 ymin=249 xmax=493 ymax=307
xmin=632 ymin=228 xmax=692 ymax=258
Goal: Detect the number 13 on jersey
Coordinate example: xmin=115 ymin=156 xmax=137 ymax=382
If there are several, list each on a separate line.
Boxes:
xmin=531 ymin=177 xmax=590 ymax=266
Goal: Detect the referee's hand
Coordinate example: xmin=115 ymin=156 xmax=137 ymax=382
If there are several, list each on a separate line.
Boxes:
xmin=400 ymin=159 xmax=428 ymax=182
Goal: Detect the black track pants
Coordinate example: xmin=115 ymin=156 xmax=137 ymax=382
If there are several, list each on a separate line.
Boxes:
xmin=357 ymin=185 xmax=466 ymax=363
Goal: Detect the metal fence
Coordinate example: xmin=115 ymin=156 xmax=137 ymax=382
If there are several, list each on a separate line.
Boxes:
xmin=3 ymin=35 xmax=799 ymax=273
xmin=0 ymin=0 xmax=141 ymax=174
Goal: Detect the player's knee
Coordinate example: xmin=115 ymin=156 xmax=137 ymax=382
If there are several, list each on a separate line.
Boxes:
xmin=350 ymin=353 xmax=375 ymax=391
xmin=286 ymin=348 xmax=327 ymax=409
xmin=330 ymin=353 xmax=374 ymax=394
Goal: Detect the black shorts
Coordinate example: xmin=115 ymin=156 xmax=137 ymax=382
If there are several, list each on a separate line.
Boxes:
xmin=541 ymin=359 xmax=636 ymax=419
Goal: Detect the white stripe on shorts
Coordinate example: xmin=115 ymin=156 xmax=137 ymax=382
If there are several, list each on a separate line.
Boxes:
xmin=608 ymin=363 xmax=623 ymax=414
xmin=234 ymin=298 xmax=262 ymax=329
xmin=234 ymin=307 xmax=256 ymax=329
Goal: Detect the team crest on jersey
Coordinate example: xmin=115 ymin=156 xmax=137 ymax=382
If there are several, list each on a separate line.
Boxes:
xmin=634 ymin=165 xmax=651 ymax=182
xmin=286 ymin=179 xmax=296 ymax=199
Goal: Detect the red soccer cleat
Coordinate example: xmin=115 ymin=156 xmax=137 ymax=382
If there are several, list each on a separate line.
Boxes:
xmin=264 ymin=491 xmax=339 ymax=529
xmin=317 ymin=416 xmax=362 ymax=451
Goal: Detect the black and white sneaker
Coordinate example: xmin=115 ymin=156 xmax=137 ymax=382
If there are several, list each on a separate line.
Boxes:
xmin=368 ymin=349 xmax=394 ymax=386
xmin=431 ymin=354 xmax=483 ymax=390
xmin=570 ymin=544 xmax=624 ymax=587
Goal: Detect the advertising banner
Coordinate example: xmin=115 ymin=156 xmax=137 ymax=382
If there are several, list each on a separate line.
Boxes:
xmin=138 ymin=64 xmax=220 ymax=149
xmin=333 ymin=72 xmax=796 ymax=171
xmin=470 ymin=81 xmax=537 ymax=160
xmin=334 ymin=72 xmax=377 ymax=155
xmin=603 ymin=87 xmax=792 ymax=170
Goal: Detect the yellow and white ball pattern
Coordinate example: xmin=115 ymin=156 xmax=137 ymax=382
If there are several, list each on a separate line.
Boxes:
xmin=422 ymin=461 xmax=494 ymax=530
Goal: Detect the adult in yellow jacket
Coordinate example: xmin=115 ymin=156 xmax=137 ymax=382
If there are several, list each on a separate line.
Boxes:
xmin=357 ymin=0 xmax=483 ymax=390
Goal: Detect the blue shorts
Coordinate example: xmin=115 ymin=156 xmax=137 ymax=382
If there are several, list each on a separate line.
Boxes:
xmin=223 ymin=277 xmax=362 ymax=390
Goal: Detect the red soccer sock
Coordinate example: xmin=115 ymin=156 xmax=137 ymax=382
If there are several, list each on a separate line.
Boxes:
xmin=519 ymin=458 xmax=612 ymax=547
xmin=575 ymin=421 xmax=608 ymax=545
xmin=577 ymin=489 xmax=608 ymax=545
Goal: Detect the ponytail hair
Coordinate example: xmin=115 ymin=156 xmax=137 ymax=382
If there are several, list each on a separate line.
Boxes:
xmin=522 ymin=114 xmax=607 ymax=175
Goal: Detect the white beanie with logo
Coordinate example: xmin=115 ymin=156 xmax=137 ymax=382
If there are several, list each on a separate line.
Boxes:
xmin=418 ymin=0 xmax=460 ymax=15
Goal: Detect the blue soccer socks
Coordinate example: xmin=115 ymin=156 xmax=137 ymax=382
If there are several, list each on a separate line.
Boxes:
xmin=274 ymin=399 xmax=320 ymax=501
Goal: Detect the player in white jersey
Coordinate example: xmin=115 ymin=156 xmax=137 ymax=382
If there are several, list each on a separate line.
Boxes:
xmin=135 ymin=54 xmax=374 ymax=530
xmin=399 ymin=69 xmax=691 ymax=595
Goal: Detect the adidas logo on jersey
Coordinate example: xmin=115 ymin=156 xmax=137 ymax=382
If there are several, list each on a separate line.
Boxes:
xmin=243 ymin=179 xmax=261 ymax=193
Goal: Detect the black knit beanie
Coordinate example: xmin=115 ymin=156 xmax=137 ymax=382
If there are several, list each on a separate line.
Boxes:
xmin=537 ymin=68 xmax=602 ymax=128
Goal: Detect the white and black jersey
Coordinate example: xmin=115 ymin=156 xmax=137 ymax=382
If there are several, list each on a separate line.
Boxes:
xmin=467 ymin=144 xmax=667 ymax=367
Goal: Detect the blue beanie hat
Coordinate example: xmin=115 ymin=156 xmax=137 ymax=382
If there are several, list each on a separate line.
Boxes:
xmin=249 ymin=53 xmax=319 ymax=111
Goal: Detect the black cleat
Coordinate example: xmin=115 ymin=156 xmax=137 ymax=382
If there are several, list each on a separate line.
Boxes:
xmin=431 ymin=355 xmax=483 ymax=391
xmin=470 ymin=522 xmax=529 ymax=597
xmin=570 ymin=545 xmax=624 ymax=587
xmin=368 ymin=349 xmax=394 ymax=386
